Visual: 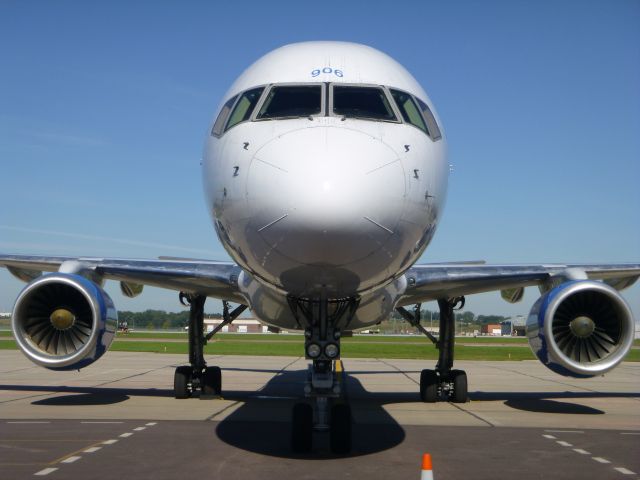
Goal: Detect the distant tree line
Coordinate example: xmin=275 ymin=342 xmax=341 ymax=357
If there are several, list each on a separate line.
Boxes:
xmin=116 ymin=308 xmax=511 ymax=332
xmin=384 ymin=308 xmax=511 ymax=334
xmin=118 ymin=310 xmax=222 ymax=330
xmin=389 ymin=308 xmax=508 ymax=325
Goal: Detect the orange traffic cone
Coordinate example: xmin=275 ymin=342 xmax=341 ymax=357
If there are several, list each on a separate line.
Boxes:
xmin=421 ymin=453 xmax=433 ymax=480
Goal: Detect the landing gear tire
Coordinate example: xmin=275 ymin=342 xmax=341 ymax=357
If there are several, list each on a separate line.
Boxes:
xmin=450 ymin=369 xmax=468 ymax=403
xmin=174 ymin=366 xmax=192 ymax=399
xmin=420 ymin=369 xmax=438 ymax=403
xmin=291 ymin=403 xmax=313 ymax=453
xmin=330 ymin=403 xmax=352 ymax=454
xmin=201 ymin=366 xmax=222 ymax=398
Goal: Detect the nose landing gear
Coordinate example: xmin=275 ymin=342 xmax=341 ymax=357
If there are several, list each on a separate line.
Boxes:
xmin=397 ymin=297 xmax=468 ymax=403
xmin=288 ymin=295 xmax=359 ymax=454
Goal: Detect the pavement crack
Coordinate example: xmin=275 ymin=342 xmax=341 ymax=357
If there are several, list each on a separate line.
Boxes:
xmin=448 ymin=402 xmax=495 ymax=426
xmin=92 ymin=365 xmax=171 ymax=388
xmin=205 ymin=401 xmax=242 ymax=421
xmin=0 ymin=364 xmax=171 ymax=405
xmin=376 ymin=359 xmax=419 ymax=384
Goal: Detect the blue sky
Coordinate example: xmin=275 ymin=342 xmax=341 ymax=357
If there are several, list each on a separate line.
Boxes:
xmin=0 ymin=0 xmax=638 ymax=320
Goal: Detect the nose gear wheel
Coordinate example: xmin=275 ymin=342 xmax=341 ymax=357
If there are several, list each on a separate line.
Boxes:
xmin=288 ymin=294 xmax=359 ymax=454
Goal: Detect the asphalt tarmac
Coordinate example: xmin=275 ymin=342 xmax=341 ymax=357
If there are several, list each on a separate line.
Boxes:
xmin=1 ymin=351 xmax=638 ymax=479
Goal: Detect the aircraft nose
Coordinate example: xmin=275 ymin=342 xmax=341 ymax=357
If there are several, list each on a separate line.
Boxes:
xmin=247 ymin=126 xmax=405 ymax=266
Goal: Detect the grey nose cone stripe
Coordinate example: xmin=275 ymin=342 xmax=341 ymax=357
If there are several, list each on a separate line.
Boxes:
xmin=258 ymin=214 xmax=289 ymax=232
xmin=363 ymin=216 xmax=394 ymax=234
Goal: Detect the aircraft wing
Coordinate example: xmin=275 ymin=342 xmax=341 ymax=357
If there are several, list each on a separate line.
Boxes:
xmin=399 ymin=263 xmax=640 ymax=306
xmin=0 ymin=254 xmax=245 ymax=304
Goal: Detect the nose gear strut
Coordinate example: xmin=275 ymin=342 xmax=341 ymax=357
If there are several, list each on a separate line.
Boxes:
xmin=288 ymin=294 xmax=359 ymax=454
xmin=396 ymin=297 xmax=468 ymax=403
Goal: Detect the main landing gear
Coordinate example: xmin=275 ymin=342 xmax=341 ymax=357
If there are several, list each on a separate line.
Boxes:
xmin=174 ymin=293 xmax=246 ymax=399
xmin=288 ymin=295 xmax=359 ymax=454
xmin=396 ymin=297 xmax=468 ymax=403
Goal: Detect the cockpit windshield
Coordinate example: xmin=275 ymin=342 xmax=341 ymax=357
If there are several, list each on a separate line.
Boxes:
xmin=256 ymin=85 xmax=322 ymax=119
xmin=390 ymin=89 xmax=427 ymax=133
xmin=226 ymin=87 xmax=264 ymax=131
xmin=332 ymin=86 xmax=397 ymax=121
xmin=213 ymin=83 xmax=441 ymax=142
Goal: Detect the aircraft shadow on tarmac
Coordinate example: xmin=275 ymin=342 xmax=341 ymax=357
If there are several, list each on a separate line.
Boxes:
xmin=1 ymin=369 xmax=632 ymax=453
xmin=502 ymin=398 xmax=604 ymax=414
xmin=0 ymin=384 xmax=174 ymax=405
xmin=215 ymin=368 xmax=407 ymax=458
xmin=470 ymin=392 xmax=612 ymax=414
xmin=469 ymin=392 xmax=616 ymax=415
xmin=31 ymin=391 xmax=130 ymax=406
xmin=213 ymin=369 xmax=631 ymax=457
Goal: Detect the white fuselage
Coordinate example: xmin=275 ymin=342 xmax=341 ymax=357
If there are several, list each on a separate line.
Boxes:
xmin=202 ymin=42 xmax=448 ymax=329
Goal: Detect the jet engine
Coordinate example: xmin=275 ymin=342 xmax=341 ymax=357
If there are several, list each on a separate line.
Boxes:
xmin=527 ymin=280 xmax=635 ymax=377
xmin=11 ymin=273 xmax=117 ymax=370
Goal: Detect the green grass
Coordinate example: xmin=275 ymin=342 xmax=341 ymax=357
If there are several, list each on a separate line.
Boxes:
xmin=1 ymin=337 xmax=638 ymax=361
xmin=3 ymin=330 xmax=639 ymax=345
xmin=0 ymin=331 xmax=530 ymax=342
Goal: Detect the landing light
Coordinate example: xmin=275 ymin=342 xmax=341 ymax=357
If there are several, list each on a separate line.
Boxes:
xmin=325 ymin=343 xmax=339 ymax=358
xmin=307 ymin=343 xmax=321 ymax=358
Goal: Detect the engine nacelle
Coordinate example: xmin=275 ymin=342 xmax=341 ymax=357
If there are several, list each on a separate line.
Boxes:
xmin=527 ymin=280 xmax=635 ymax=377
xmin=12 ymin=273 xmax=117 ymax=370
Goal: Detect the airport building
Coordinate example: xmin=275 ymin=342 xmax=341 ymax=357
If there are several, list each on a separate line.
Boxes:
xmin=204 ymin=317 xmax=268 ymax=333
xmin=500 ymin=316 xmax=527 ymax=336
xmin=480 ymin=323 xmax=502 ymax=336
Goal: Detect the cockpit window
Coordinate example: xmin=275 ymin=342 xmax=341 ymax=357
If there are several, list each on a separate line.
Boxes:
xmin=391 ymin=89 xmax=428 ymax=134
xmin=415 ymin=98 xmax=442 ymax=140
xmin=211 ymin=94 xmax=238 ymax=137
xmin=256 ymin=85 xmax=322 ymax=119
xmin=332 ymin=86 xmax=397 ymax=121
xmin=225 ymin=87 xmax=264 ymax=131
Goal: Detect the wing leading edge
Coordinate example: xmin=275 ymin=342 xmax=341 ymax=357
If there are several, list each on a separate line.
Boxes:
xmin=0 ymin=254 xmax=245 ymax=304
xmin=399 ymin=263 xmax=640 ymax=306
xmin=2 ymin=254 xmax=639 ymax=308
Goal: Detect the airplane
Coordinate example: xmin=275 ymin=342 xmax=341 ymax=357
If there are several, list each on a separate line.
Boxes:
xmin=1 ymin=41 xmax=638 ymax=454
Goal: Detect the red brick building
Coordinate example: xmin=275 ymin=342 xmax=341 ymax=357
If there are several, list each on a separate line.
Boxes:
xmin=480 ymin=324 xmax=502 ymax=336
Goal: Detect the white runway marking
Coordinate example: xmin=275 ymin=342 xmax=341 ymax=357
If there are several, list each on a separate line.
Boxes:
xmin=544 ymin=430 xmax=637 ymax=477
xmin=81 ymin=421 xmax=123 ymax=424
xmin=544 ymin=429 xmax=583 ymax=433
xmin=34 ymin=468 xmax=57 ymax=476
xmin=613 ymin=467 xmax=635 ymax=475
xmin=547 ymin=433 xmax=638 ymax=478
xmin=255 ymin=395 xmax=297 ymax=400
xmin=8 ymin=421 xmax=50 ymax=424
xmin=30 ymin=423 xmax=151 ymax=477
xmin=145 ymin=422 xmax=157 ymax=426
xmin=61 ymin=456 xmax=81 ymax=464
xmin=593 ymin=457 xmax=611 ymax=464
